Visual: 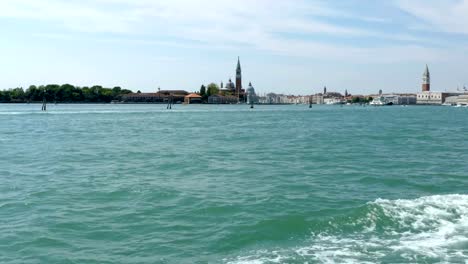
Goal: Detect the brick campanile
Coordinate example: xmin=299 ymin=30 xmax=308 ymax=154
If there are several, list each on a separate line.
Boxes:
xmin=236 ymin=57 xmax=242 ymax=94
xmin=422 ymin=65 xmax=430 ymax=92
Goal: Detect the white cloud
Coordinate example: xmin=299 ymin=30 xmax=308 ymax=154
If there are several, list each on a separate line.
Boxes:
xmin=0 ymin=0 xmax=134 ymax=33
xmin=0 ymin=0 xmax=410 ymax=37
xmin=396 ymin=0 xmax=468 ymax=34
xmin=0 ymin=0 xmax=457 ymax=63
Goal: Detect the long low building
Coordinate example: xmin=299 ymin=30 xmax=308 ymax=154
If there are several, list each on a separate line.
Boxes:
xmin=382 ymin=94 xmax=417 ymax=105
xmin=416 ymin=91 xmax=463 ymax=105
xmin=122 ymin=90 xmax=189 ymax=103
xmin=208 ymin=95 xmax=239 ymax=104
xmin=444 ymin=94 xmax=468 ymax=106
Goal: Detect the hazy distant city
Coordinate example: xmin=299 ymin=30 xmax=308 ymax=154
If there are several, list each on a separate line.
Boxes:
xmin=2 ymin=58 xmax=468 ymax=107
xmin=122 ymin=59 xmax=468 ymax=107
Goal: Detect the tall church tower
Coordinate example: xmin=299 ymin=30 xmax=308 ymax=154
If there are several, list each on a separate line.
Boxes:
xmin=422 ymin=65 xmax=430 ymax=92
xmin=236 ymin=57 xmax=242 ymax=94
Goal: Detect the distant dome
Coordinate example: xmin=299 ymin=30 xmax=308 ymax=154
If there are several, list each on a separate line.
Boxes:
xmin=226 ymin=79 xmax=235 ymax=90
xmin=247 ymin=82 xmax=255 ymax=94
xmin=246 ymin=82 xmax=257 ymax=105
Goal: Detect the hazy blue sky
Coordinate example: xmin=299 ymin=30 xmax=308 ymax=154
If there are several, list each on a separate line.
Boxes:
xmin=1 ymin=0 xmax=467 ymax=94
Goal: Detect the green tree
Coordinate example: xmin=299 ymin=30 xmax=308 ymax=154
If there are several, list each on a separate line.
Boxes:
xmin=44 ymin=84 xmax=60 ymax=102
xmin=26 ymin=85 xmax=41 ymax=102
xmin=0 ymin=90 xmax=11 ymax=102
xmin=10 ymin=88 xmax=25 ymax=102
xmin=59 ymin=84 xmax=76 ymax=102
xmin=200 ymin=85 xmax=207 ymax=103
xmin=82 ymin=87 xmax=96 ymax=102
xmin=100 ymin=89 xmax=114 ymax=103
xmin=112 ymin=86 xmax=122 ymax=97
xmin=1 ymin=84 xmax=133 ymax=103
xmin=206 ymin=83 xmax=219 ymax=97
xmin=121 ymin=89 xmax=132 ymax=94
xmin=199 ymin=85 xmax=206 ymax=96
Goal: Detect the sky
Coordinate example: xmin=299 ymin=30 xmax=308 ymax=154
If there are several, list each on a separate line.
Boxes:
xmin=1 ymin=0 xmax=468 ymax=95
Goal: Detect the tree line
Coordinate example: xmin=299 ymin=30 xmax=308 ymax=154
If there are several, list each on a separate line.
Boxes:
xmin=0 ymin=84 xmax=133 ymax=103
xmin=198 ymin=83 xmax=221 ymax=102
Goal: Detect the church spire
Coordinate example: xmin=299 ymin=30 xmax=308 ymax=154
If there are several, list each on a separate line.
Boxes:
xmin=422 ymin=64 xmax=430 ymax=92
xmin=236 ymin=56 xmax=242 ymax=94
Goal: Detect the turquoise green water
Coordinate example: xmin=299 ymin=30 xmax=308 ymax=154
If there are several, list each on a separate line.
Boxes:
xmin=0 ymin=104 xmax=467 ymax=263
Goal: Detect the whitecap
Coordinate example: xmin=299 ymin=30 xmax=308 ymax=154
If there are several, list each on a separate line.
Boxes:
xmin=226 ymin=194 xmax=468 ymax=263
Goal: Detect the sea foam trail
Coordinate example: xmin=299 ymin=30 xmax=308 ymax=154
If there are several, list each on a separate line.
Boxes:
xmin=226 ymin=194 xmax=468 ymax=264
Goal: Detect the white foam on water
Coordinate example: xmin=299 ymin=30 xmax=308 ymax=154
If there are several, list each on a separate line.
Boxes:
xmin=225 ymin=250 xmax=286 ymax=264
xmin=226 ymin=194 xmax=468 ymax=264
xmin=374 ymin=194 xmax=468 ymax=261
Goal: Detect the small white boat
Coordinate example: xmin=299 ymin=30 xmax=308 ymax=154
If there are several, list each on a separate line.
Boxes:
xmin=369 ymin=97 xmax=385 ymax=106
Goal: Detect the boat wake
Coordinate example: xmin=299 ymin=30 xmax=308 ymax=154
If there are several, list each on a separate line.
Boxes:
xmin=226 ymin=194 xmax=468 ymax=263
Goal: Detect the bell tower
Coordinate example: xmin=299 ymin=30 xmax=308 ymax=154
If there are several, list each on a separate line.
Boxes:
xmin=422 ymin=65 xmax=430 ymax=92
xmin=236 ymin=57 xmax=242 ymax=94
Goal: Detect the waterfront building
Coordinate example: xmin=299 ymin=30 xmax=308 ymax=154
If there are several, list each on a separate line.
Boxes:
xmin=443 ymin=94 xmax=468 ymax=106
xmin=258 ymin=94 xmax=321 ymax=105
xmin=381 ymin=94 xmax=417 ymax=105
xmin=396 ymin=94 xmax=417 ymax=105
xmin=314 ymin=94 xmax=325 ymax=104
xmin=315 ymin=88 xmax=344 ymax=105
xmin=184 ymin=93 xmax=202 ymax=104
xmin=291 ymin=96 xmax=312 ymax=104
xmin=208 ymin=94 xmax=239 ymax=104
xmin=208 ymin=94 xmax=223 ymax=104
xmin=416 ymin=65 xmax=463 ymax=105
xmin=416 ymin=92 xmax=461 ymax=105
xmin=259 ymin=93 xmax=287 ymax=104
xmin=246 ymin=82 xmax=258 ymax=104
xmin=122 ymin=90 xmax=188 ymax=103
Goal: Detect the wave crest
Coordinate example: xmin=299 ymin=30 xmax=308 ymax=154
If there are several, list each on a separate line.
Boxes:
xmin=227 ymin=194 xmax=468 ymax=263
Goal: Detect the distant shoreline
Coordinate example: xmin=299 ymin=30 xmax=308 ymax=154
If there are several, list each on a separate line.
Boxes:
xmin=0 ymin=102 xmax=448 ymax=106
xmin=0 ymin=102 xmax=295 ymax=105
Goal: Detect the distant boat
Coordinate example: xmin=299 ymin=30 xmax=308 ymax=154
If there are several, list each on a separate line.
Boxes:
xmin=369 ymin=97 xmax=385 ymax=106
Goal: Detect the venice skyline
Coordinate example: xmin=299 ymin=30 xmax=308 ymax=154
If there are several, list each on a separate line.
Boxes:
xmin=1 ymin=0 xmax=468 ymax=94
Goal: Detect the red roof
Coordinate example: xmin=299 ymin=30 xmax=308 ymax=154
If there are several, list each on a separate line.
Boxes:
xmin=185 ymin=93 xmax=202 ymax=98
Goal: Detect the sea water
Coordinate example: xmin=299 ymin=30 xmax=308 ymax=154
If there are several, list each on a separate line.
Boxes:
xmin=0 ymin=104 xmax=467 ymax=263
